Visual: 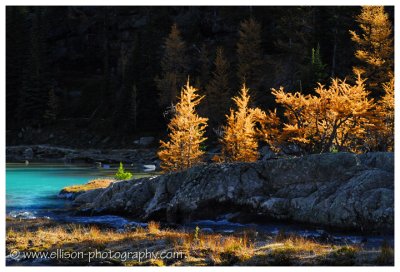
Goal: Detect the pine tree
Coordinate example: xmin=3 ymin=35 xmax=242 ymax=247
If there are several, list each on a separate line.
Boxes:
xmin=219 ymin=84 xmax=260 ymax=162
xmin=194 ymin=43 xmax=210 ymax=117
xmin=6 ymin=7 xmax=28 ymax=126
xmin=237 ymin=18 xmax=264 ymax=91
xmin=155 ymin=23 xmax=189 ymax=108
xmin=158 ymin=80 xmax=208 ymax=172
xmin=206 ymin=47 xmax=231 ymax=129
xmin=350 ymin=6 xmax=394 ymax=96
xmin=310 ymin=43 xmax=327 ymax=85
xmin=43 ymin=88 xmax=59 ymax=121
xmin=18 ymin=7 xmax=51 ymax=122
xmin=197 ymin=43 xmax=210 ymax=91
xmin=130 ymin=85 xmax=138 ymax=131
xmin=274 ymin=7 xmax=315 ymax=91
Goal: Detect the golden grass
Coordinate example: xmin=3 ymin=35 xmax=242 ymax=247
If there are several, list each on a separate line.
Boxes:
xmin=147 ymin=221 xmax=160 ymax=234
xmin=172 ymin=230 xmax=254 ymax=264
xmin=276 ymin=235 xmax=331 ymax=255
xmin=6 ymin=218 xmax=386 ymax=266
xmin=61 ymin=178 xmax=115 ymax=193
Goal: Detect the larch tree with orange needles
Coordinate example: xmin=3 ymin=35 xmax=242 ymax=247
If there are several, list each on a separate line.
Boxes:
xmin=253 ymin=108 xmax=282 ymax=153
xmin=271 ymin=72 xmax=375 ymax=153
xmin=158 ymin=80 xmax=208 ymax=172
xmin=219 ymin=84 xmax=261 ymax=162
xmin=365 ymin=78 xmax=394 ymax=151
xmin=350 ymin=6 xmax=394 ymax=95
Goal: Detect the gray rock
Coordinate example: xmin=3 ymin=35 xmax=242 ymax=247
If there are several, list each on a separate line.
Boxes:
xmin=259 ymin=145 xmax=277 ymax=161
xmin=136 ymin=136 xmax=155 ymax=147
xmin=23 ymin=148 xmax=33 ymax=160
xmin=71 ymin=152 xmax=394 ymax=232
xmin=6 ymin=145 xmax=157 ymax=165
xmin=201 ymin=228 xmax=214 ymax=234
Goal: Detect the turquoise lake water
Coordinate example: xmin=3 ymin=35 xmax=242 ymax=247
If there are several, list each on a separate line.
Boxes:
xmin=6 ymin=164 xmax=151 ymax=217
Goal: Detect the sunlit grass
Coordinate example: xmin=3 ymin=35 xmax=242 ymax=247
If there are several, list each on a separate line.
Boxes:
xmin=5 ymin=219 xmax=390 ymax=266
xmin=61 ymin=178 xmax=115 ymax=193
xmin=147 ymin=221 xmax=160 ymax=234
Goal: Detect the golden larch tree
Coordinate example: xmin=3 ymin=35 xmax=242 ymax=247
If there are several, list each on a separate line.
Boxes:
xmin=237 ymin=18 xmax=264 ymax=91
xmin=155 ymin=23 xmax=189 ymax=108
xmin=349 ymin=6 xmax=394 ymax=95
xmin=271 ymin=72 xmax=375 ymax=153
xmin=219 ymin=84 xmax=261 ymax=162
xmin=158 ymin=80 xmax=208 ymax=172
xmin=365 ymin=78 xmax=394 ymax=151
xmin=253 ymin=108 xmax=282 ymax=153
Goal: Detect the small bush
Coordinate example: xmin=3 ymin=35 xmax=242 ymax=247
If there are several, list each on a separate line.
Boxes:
xmin=376 ymin=240 xmax=394 ymax=265
xmin=115 ymin=162 xmax=133 ymax=180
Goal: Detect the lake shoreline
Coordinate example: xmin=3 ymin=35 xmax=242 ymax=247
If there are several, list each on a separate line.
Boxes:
xmin=6 ymin=145 xmax=159 ymax=167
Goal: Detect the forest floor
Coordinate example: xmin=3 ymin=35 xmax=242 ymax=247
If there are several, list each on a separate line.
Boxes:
xmin=6 ymin=217 xmax=394 ymax=266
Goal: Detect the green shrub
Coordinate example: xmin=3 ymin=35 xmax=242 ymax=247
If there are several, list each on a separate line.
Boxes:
xmin=194 ymin=226 xmax=200 ymax=242
xmin=115 ymin=162 xmax=133 ymax=180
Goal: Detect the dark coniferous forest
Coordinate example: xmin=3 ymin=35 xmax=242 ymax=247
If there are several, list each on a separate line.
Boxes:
xmin=6 ymin=6 xmax=393 ymax=149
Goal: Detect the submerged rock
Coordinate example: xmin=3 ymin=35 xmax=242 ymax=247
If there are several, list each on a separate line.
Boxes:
xmin=72 ymin=152 xmax=394 ymax=232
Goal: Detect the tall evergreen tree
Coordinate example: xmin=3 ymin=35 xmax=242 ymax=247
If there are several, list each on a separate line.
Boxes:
xmin=18 ymin=7 xmax=51 ymax=123
xmin=206 ymin=47 xmax=231 ymax=130
xmin=43 ymin=88 xmax=59 ymax=121
xmin=196 ymin=43 xmax=210 ymax=91
xmin=350 ymin=6 xmax=394 ymax=96
xmin=155 ymin=23 xmax=189 ymax=108
xmin=6 ymin=7 xmax=28 ymax=126
xmin=274 ymin=7 xmax=315 ymax=91
xmin=237 ymin=18 xmax=264 ymax=92
xmin=307 ymin=43 xmax=328 ymax=88
xmin=130 ymin=85 xmax=138 ymax=132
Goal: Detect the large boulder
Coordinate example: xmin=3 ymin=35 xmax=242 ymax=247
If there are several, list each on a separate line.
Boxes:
xmin=72 ymin=152 xmax=394 ymax=232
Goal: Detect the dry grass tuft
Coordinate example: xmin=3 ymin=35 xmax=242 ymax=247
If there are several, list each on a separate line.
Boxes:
xmin=147 ymin=221 xmax=161 ymax=234
xmin=61 ymin=179 xmax=115 ymax=193
xmin=173 ymin=230 xmax=254 ymax=265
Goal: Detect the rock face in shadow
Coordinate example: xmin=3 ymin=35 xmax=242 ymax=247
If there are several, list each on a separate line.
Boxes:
xmin=72 ymin=152 xmax=394 ymax=232
xmin=6 ymin=145 xmax=156 ymax=164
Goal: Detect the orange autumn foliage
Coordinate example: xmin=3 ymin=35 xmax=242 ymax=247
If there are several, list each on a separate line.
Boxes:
xmin=270 ymin=73 xmax=375 ymax=153
xmin=365 ymin=78 xmax=394 ymax=151
xmin=350 ymin=6 xmax=394 ymax=94
xmin=218 ymin=84 xmax=262 ymax=162
xmin=253 ymin=108 xmax=282 ymax=153
xmin=158 ymin=80 xmax=208 ymax=172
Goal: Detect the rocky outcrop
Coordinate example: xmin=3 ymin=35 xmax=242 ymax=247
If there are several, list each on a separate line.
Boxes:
xmin=6 ymin=145 xmax=157 ymax=164
xmin=72 ymin=152 xmax=394 ymax=232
